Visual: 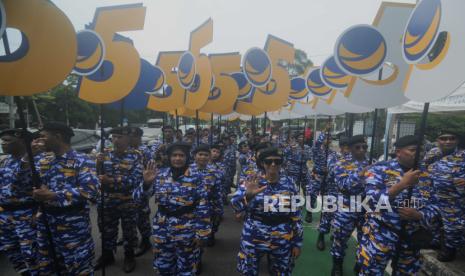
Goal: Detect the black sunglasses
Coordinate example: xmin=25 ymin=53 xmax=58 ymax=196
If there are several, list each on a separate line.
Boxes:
xmin=263 ymin=158 xmax=283 ymax=165
xmin=354 ymin=144 xmax=368 ymax=150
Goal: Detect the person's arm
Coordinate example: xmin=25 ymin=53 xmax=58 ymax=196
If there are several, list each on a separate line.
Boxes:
xmin=53 ymin=156 xmax=100 ymax=207
xmin=212 ymin=173 xmax=224 ymax=216
xmin=387 ymin=169 xmax=420 ymax=199
xmin=230 ymin=185 xmax=247 ymax=213
xmin=364 ymin=165 xmax=389 ymax=207
xmin=290 ymin=180 xmax=303 ymax=249
xmin=335 ymin=162 xmax=366 ymax=194
xmin=133 ymin=161 xmax=158 ymax=201
xmin=194 ymin=175 xmax=212 ymax=242
xmin=107 ymin=153 xmax=142 ymax=191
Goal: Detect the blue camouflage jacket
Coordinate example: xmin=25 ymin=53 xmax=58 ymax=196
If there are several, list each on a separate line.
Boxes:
xmin=189 ymin=163 xmax=224 ymax=216
xmin=364 ymin=159 xmax=439 ymax=234
xmin=133 ymin=167 xmax=211 ymax=242
xmin=427 ymin=148 xmax=465 ymax=205
xmin=0 ymin=156 xmax=33 ymax=205
xmin=100 ymin=149 xmax=143 ymax=200
xmin=231 ymin=174 xmax=303 ymax=248
xmin=37 ymin=150 xmax=100 ymax=207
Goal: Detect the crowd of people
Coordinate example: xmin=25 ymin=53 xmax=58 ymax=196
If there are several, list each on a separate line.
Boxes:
xmin=0 ymin=121 xmax=464 ymax=276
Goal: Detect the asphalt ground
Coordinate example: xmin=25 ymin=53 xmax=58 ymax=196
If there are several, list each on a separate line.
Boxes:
xmin=1 ymin=200 xmax=361 ymax=275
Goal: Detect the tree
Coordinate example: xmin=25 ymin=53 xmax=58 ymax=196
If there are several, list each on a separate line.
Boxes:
xmin=30 ymin=75 xmax=151 ymax=129
xmin=282 ymin=49 xmax=314 ymax=78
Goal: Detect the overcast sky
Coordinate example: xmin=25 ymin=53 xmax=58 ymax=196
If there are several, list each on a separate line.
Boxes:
xmin=5 ymin=0 xmax=417 ymax=65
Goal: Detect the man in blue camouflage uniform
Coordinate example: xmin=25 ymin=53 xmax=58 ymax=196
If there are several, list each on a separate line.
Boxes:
xmin=306 ymin=129 xmax=337 ymax=223
xmin=95 ymin=126 xmax=143 ymax=272
xmin=209 ymin=143 xmax=227 ymax=245
xmin=330 ymin=135 xmax=369 ymax=275
xmin=316 ymin=136 xmax=350 ymax=251
xmin=425 ymin=129 xmax=465 ymax=262
xmin=129 ymin=127 xmax=158 ymax=257
xmin=190 ymin=144 xmax=223 ymax=272
xmin=231 ymin=147 xmax=303 ymax=276
xmin=357 ymin=135 xmax=440 ymax=275
xmin=134 ymin=142 xmax=211 ymax=275
xmin=0 ymin=129 xmax=38 ymax=275
xmin=238 ymin=141 xmax=254 ymax=184
xmin=222 ymin=134 xmax=237 ymax=201
xmin=283 ymin=133 xmax=312 ymax=190
xmin=33 ymin=123 xmax=99 ymax=275
xmin=162 ymin=125 xmax=176 ymax=145
xmin=283 ymin=132 xmax=311 ymax=201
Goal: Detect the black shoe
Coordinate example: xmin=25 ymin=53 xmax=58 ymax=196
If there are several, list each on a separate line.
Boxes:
xmin=316 ymin=232 xmax=325 ymax=251
xmin=353 ymin=262 xmax=361 ymax=274
xmin=437 ymin=247 xmax=456 ymax=262
xmin=196 ymin=261 xmax=203 ymax=275
xmin=134 ymin=237 xmax=151 ymax=257
xmin=207 ymin=233 xmax=216 ymax=247
xmin=331 ymin=257 xmax=343 ymax=276
xmin=94 ymin=251 xmax=115 ymax=271
xmin=305 ymin=212 xmax=312 ymax=223
xmin=123 ymin=254 xmax=136 ymax=273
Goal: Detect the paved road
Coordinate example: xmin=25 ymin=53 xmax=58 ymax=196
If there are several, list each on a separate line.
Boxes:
xmin=0 ymin=203 xmax=269 ymax=276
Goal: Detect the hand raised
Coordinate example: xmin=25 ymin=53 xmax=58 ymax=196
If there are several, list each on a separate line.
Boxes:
xmin=143 ymin=160 xmax=159 ymax=186
xmin=245 ymin=174 xmax=266 ymax=199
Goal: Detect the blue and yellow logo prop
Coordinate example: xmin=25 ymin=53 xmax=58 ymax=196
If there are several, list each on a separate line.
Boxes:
xmin=242 ymin=47 xmax=272 ymax=88
xmin=147 ymin=51 xmax=185 ymax=112
xmin=403 ymin=0 xmax=441 ymax=64
xmin=320 ymin=56 xmax=351 ymax=89
xmin=0 ymin=1 xmax=6 ymax=39
xmin=77 ymin=4 xmax=146 ymax=104
xmin=306 ymin=68 xmax=332 ymax=97
xmin=200 ymin=52 xmax=241 ymax=115
xmin=335 ymin=25 xmax=387 ymax=77
xmin=108 ymin=59 xmax=163 ymax=110
xmin=231 ymin=72 xmax=254 ymax=99
xmin=289 ymin=77 xmax=308 ymax=100
xmin=73 ymin=30 xmax=105 ymax=76
xmin=177 ymin=51 xmax=197 ymax=90
xmin=0 ymin=0 xmax=77 ymax=96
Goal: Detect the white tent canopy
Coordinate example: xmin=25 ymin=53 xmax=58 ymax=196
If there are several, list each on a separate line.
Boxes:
xmin=388 ymin=86 xmax=465 ymax=114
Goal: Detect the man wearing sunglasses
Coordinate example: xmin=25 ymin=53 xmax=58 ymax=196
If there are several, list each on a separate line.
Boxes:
xmin=330 ymin=135 xmax=369 ymax=275
xmin=426 ymin=129 xmax=465 ymax=262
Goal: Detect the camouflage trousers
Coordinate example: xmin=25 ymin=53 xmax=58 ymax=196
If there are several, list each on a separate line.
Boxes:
xmin=98 ymin=200 xmax=137 ymax=255
xmin=136 ymin=198 xmax=152 ymax=240
xmin=330 ymin=206 xmax=364 ymax=259
xmin=153 ymin=238 xmax=197 ymax=276
xmin=357 ymin=224 xmax=421 ymax=275
xmin=37 ymin=209 xmax=95 ymax=275
xmin=0 ymin=208 xmax=39 ymax=275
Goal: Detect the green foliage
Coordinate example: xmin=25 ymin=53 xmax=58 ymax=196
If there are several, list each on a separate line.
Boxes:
xmin=30 ymin=75 xmax=150 ymax=129
xmin=423 ymin=113 xmax=465 ymax=141
xmin=286 ymin=49 xmax=314 ymax=77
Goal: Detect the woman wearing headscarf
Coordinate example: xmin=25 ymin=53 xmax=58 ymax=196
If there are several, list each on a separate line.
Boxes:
xmin=231 ymin=147 xmax=303 ymax=276
xmin=133 ymin=142 xmax=211 ymax=275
